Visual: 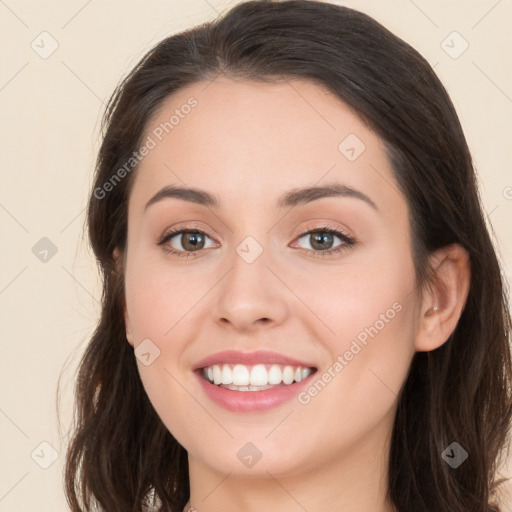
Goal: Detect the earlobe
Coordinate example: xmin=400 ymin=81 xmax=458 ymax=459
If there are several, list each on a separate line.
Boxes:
xmin=414 ymin=244 xmax=471 ymax=352
xmin=113 ymin=247 xmax=123 ymax=276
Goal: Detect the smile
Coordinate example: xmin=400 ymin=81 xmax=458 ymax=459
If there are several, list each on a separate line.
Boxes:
xmin=193 ymin=350 xmax=319 ymax=412
xmin=201 ymin=363 xmax=314 ymax=391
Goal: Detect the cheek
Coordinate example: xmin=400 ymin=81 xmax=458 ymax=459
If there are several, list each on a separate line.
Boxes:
xmin=123 ymin=255 xmax=212 ymax=434
xmin=293 ymin=244 xmax=417 ymax=409
xmin=124 ymin=255 xmax=208 ymax=342
xmin=295 ymin=241 xmax=416 ymax=345
xmin=123 ymin=258 xmax=198 ymax=439
xmin=287 ymin=294 xmax=416 ymax=468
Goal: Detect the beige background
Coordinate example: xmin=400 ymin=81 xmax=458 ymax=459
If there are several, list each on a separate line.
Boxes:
xmin=0 ymin=0 xmax=511 ymax=510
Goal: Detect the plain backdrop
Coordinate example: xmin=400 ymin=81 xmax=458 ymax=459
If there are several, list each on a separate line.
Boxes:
xmin=0 ymin=0 xmax=511 ymax=510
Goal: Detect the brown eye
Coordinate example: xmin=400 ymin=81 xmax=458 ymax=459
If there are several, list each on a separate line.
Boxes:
xmin=178 ymin=232 xmax=206 ymax=251
xmin=296 ymin=228 xmax=352 ymax=253
xmin=159 ymin=228 xmax=216 ymax=256
xmin=308 ymin=231 xmax=336 ymax=251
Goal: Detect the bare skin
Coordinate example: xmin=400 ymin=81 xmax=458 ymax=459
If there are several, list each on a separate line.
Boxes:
xmin=118 ymin=76 xmax=470 ymax=512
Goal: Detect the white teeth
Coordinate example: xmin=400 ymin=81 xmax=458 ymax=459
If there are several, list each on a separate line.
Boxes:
xmin=221 ymin=364 xmax=233 ymax=385
xmin=201 ymin=363 xmax=314 ymax=389
xmin=213 ymin=365 xmax=222 ymax=385
xmin=250 ymin=364 xmax=268 ymax=386
xmin=268 ymin=364 xmax=282 ymax=385
xmin=282 ymin=366 xmax=295 ymax=385
xmin=232 ymin=364 xmax=250 ymax=386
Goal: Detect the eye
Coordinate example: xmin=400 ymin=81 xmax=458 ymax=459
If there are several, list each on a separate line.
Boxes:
xmin=158 ymin=227 xmax=217 ymax=257
xmin=292 ymin=224 xmax=356 ymax=257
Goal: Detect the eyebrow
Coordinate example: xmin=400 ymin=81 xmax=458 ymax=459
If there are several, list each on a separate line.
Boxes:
xmin=143 ymin=182 xmax=378 ymax=212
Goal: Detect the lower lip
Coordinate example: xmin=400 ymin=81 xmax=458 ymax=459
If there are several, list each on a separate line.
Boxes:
xmin=194 ymin=370 xmax=316 ymax=412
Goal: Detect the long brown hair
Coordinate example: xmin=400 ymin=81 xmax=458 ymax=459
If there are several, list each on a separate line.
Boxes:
xmin=61 ymin=1 xmax=512 ymax=510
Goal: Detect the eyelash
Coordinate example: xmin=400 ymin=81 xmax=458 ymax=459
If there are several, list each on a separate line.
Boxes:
xmin=157 ymin=223 xmax=357 ymax=258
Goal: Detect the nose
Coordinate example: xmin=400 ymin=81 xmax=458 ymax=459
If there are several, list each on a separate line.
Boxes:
xmin=211 ymin=244 xmax=289 ymax=333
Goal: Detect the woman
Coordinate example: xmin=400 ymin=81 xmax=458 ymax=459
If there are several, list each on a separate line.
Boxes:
xmin=63 ymin=1 xmax=512 ymax=511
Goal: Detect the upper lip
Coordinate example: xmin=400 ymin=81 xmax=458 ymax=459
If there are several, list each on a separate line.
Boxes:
xmin=192 ymin=350 xmax=318 ymax=371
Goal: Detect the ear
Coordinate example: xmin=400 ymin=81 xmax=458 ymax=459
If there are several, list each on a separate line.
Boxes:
xmin=414 ymin=243 xmax=471 ymax=352
xmin=113 ymin=248 xmax=134 ymax=348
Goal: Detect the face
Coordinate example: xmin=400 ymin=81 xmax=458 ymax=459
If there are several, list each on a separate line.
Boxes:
xmin=122 ymin=77 xmax=420 ymax=479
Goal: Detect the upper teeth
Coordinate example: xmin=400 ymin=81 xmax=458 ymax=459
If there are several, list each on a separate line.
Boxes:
xmin=202 ymin=364 xmax=313 ymax=387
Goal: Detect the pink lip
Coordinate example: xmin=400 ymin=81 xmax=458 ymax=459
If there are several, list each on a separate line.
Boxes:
xmin=192 ymin=350 xmax=317 ymax=370
xmin=193 ymin=370 xmax=317 ymax=412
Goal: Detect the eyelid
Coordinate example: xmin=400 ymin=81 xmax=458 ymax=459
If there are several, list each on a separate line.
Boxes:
xmin=158 ymin=221 xmax=217 ymax=241
xmin=291 ymin=220 xmax=354 ymax=242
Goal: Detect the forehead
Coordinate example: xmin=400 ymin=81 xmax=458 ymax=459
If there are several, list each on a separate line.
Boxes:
xmin=128 ymin=76 xmax=403 ymax=216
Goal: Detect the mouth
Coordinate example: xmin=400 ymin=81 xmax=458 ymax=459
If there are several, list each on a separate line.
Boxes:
xmin=197 ymin=363 xmax=316 ymax=391
xmin=192 ymin=350 xmax=318 ymax=412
